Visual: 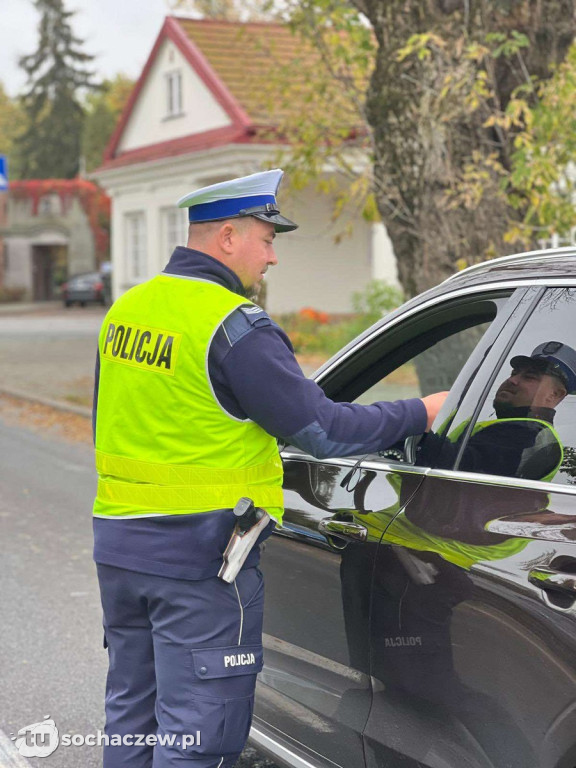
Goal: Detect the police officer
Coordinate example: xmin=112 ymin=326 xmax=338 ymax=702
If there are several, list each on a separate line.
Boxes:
xmin=428 ymin=340 xmax=576 ymax=481
xmin=93 ymin=169 xmax=448 ymax=768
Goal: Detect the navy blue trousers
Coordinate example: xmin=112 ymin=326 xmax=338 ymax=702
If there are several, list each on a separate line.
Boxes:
xmin=96 ymin=564 xmax=265 ymax=768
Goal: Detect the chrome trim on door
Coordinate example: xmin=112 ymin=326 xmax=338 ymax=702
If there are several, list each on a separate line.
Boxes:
xmin=282 ymin=451 xmax=576 ymax=499
xmin=427 ymin=467 xmax=576 ymax=496
xmin=249 ymin=724 xmax=332 ymax=768
xmin=280 ymin=451 xmax=359 ymax=467
xmin=280 ymin=452 xmax=431 ymax=475
xmin=360 ymin=460 xmax=429 ymax=475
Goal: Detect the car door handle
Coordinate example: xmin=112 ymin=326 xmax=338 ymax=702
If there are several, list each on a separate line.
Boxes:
xmin=318 ymin=518 xmax=368 ymax=543
xmin=528 ymin=568 xmax=576 ymax=596
xmin=487 ymin=513 xmax=576 ymax=541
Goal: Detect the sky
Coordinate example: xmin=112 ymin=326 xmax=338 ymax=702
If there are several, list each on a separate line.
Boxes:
xmin=1 ymin=0 xmax=182 ymax=97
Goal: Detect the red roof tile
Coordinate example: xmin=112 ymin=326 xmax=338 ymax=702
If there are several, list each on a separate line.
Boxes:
xmin=175 ymin=18 xmax=312 ymax=123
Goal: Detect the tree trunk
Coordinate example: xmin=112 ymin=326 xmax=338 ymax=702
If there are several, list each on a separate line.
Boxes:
xmin=355 ymin=0 xmax=576 ymax=297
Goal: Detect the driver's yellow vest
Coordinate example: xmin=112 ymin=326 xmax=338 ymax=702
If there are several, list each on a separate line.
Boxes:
xmin=93 ymin=274 xmax=284 ymax=522
xmin=446 ymin=416 xmax=563 ymax=483
xmin=357 ymin=416 xmax=563 ymax=569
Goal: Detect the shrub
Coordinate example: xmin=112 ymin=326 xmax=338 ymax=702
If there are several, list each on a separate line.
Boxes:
xmin=276 ymin=281 xmax=404 ymax=357
xmin=351 ymin=280 xmax=404 ymax=325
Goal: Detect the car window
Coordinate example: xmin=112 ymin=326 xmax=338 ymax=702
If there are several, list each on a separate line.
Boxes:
xmin=354 ymin=322 xmax=492 ymax=404
xmin=308 ymin=290 xmax=535 ymax=471
xmin=455 ymin=288 xmax=576 ymax=486
xmin=321 ymin=292 xmax=516 ymax=408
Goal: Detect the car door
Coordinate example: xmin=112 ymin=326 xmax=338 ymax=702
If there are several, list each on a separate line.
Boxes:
xmin=364 ymin=285 xmax=576 ymax=768
xmin=254 ymin=284 xmax=528 ymax=768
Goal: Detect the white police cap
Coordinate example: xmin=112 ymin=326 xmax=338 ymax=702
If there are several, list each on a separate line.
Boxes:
xmin=176 ymin=169 xmax=298 ymax=233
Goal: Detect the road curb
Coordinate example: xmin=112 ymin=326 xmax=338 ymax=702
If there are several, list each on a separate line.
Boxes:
xmin=0 ymin=387 xmax=91 ymax=419
xmin=0 ymin=301 xmax=62 ymax=316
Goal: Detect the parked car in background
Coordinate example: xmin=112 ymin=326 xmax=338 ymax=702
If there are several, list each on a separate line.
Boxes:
xmin=251 ymin=248 xmax=576 ymax=768
xmin=61 ymin=271 xmax=106 ymax=307
xmin=100 ymin=261 xmax=112 ymax=306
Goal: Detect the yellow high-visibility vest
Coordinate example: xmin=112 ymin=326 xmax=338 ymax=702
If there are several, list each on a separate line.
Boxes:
xmin=93 ymin=274 xmax=283 ymax=522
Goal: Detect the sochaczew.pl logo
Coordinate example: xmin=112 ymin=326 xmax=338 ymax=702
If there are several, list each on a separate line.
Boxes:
xmin=11 ymin=716 xmax=202 ymax=758
xmin=11 ymin=716 xmax=59 ymax=758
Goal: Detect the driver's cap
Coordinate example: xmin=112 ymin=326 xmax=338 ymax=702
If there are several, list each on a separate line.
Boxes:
xmin=510 ymin=340 xmax=576 ymax=394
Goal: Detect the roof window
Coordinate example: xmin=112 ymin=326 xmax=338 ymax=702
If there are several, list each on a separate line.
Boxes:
xmin=165 ymin=70 xmax=183 ymax=118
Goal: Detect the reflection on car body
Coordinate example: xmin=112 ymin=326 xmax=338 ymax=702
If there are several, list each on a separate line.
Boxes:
xmin=251 ymin=249 xmax=576 ymax=768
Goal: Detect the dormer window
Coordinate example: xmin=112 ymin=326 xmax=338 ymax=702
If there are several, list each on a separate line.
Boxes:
xmin=166 ymin=70 xmax=183 ymax=118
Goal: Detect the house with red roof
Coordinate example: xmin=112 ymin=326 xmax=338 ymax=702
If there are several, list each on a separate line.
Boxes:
xmin=93 ymin=16 xmax=397 ymax=312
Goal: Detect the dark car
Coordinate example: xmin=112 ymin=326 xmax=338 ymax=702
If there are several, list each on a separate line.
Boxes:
xmin=61 ymin=271 xmax=107 ymax=307
xmin=251 ymin=248 xmax=576 ymax=768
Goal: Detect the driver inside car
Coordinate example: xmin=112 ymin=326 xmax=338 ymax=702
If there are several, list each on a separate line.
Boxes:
xmin=419 ymin=340 xmax=576 ymax=481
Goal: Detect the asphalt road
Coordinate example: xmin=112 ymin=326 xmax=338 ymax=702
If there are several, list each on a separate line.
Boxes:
xmin=0 ymin=415 xmax=104 ymax=767
xmin=0 ymin=304 xmax=415 ymax=410
xmin=0 ymin=412 xmax=279 ymax=768
xmin=0 ymin=306 xmax=105 ymax=407
xmin=0 ymin=305 xmax=325 ymax=409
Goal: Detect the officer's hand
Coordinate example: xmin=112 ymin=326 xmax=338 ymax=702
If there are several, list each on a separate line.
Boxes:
xmin=420 ymin=391 xmax=449 ymax=432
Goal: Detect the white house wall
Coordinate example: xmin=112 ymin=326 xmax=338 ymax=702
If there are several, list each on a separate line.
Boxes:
xmin=267 ymin=185 xmax=373 ymax=314
xmin=67 ymin=198 xmax=96 ymax=275
xmin=4 ymin=238 xmax=32 ymax=294
xmin=118 ymin=40 xmax=232 ymax=154
xmin=109 ymin=179 xmax=190 ymax=298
